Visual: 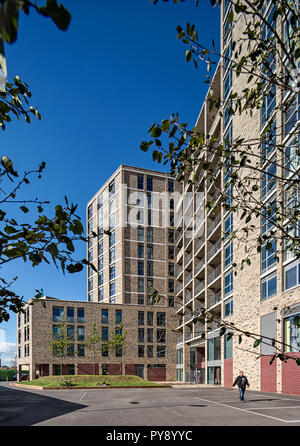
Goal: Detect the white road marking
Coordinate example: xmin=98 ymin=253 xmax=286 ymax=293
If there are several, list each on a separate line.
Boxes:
xmin=195 ymin=396 xmax=299 ymax=424
xmin=79 ymin=392 xmax=87 ymax=401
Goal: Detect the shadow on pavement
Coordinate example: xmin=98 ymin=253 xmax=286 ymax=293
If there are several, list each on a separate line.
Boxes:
xmin=0 ymin=384 xmax=86 ymax=426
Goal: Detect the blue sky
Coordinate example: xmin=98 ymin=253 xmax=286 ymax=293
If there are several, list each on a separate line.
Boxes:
xmin=0 ymin=0 xmax=220 ymax=363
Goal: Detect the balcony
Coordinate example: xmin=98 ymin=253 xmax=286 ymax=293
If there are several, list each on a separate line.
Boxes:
xmin=185 ymin=330 xmax=205 ymax=342
xmin=194 ymin=258 xmax=205 ymax=276
xmin=207 ymin=265 xmax=221 ymax=285
xmin=207 ymin=290 xmax=222 ymax=308
xmin=175 ymin=281 xmax=183 ymax=296
xmin=184 ymin=290 xmax=193 ymax=305
xmin=195 ymin=280 xmax=205 ymax=297
xmin=184 ymin=251 xmax=193 ymax=268
xmin=184 ymin=270 xmax=193 ymax=287
xmin=194 ymin=235 xmax=205 ymax=254
xmin=207 ymin=213 xmax=221 ymax=237
xmin=207 ymin=239 xmax=222 ymax=261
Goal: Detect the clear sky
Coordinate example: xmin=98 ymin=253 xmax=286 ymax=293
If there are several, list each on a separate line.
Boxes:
xmin=0 ymin=0 xmax=220 ymax=364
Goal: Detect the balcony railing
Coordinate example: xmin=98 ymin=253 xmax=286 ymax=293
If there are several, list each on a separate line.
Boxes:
xmin=207 ymin=239 xmax=222 ymax=261
xmin=185 ymin=330 xmax=205 ymax=342
xmin=194 ymin=258 xmax=205 ymax=276
xmin=184 ymin=290 xmax=193 ymax=304
xmin=207 ymin=264 xmax=221 ymax=285
xmin=207 ymin=213 xmax=221 ymax=236
xmin=184 ymin=251 xmax=193 ymax=267
xmin=175 ymin=281 xmax=183 ymax=295
xmin=194 ymin=235 xmax=205 ymax=253
xmin=207 ymin=290 xmax=222 ymax=308
xmin=195 ymin=280 xmax=205 ymax=296
xmin=184 ymin=270 xmax=193 ymax=286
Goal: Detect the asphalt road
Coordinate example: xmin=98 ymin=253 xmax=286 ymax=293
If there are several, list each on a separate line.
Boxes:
xmin=1 ymin=382 xmax=300 ymax=426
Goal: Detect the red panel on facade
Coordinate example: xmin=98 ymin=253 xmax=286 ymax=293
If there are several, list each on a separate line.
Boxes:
xmin=282 ymin=352 xmax=300 ymax=396
xmin=109 ymin=363 xmax=122 ymax=375
xmin=261 ymin=355 xmax=277 ymax=392
xmin=147 ymin=368 xmax=166 ymax=381
xmin=224 ymin=359 xmax=233 ymax=388
xmin=78 ymin=363 xmax=99 ymax=375
xmin=125 ymin=364 xmax=135 ymax=375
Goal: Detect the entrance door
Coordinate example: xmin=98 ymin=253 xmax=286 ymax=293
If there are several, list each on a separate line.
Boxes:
xmin=135 ymin=365 xmax=144 ymax=379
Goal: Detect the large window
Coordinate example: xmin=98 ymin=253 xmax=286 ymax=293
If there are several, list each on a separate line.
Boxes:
xmin=261 ymin=240 xmax=277 ymax=272
xmin=207 ymin=337 xmax=221 ymax=361
xmin=224 ymin=297 xmax=233 ymax=317
xmin=261 ymin=272 xmax=277 ymax=300
xmin=102 ymin=309 xmax=108 ymax=324
xmin=224 ymin=334 xmax=233 ymax=359
xmin=284 ymin=260 xmax=300 ymax=291
xmin=224 ymin=241 xmax=233 ymax=268
xmin=53 ymin=307 xmax=64 ymax=322
xmin=262 ymin=157 xmax=276 ymax=199
xmin=283 ymin=312 xmax=300 ymax=352
xmin=77 ymin=308 xmax=85 ymax=323
xmin=224 ymin=270 xmax=233 ymax=296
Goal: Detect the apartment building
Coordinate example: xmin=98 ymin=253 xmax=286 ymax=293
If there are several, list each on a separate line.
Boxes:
xmin=17 ymin=297 xmax=176 ymax=381
xmin=176 ymin=0 xmax=300 ymax=395
xmin=17 ymin=166 xmax=181 ymax=381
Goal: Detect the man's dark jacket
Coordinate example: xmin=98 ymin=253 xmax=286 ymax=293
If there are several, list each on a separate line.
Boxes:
xmin=232 ymin=375 xmax=249 ymax=389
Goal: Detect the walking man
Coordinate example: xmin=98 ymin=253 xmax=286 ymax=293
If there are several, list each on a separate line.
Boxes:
xmin=232 ymin=371 xmax=249 ymax=402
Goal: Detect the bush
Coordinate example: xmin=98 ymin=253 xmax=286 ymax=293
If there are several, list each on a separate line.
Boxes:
xmin=60 ymin=379 xmax=75 ymax=387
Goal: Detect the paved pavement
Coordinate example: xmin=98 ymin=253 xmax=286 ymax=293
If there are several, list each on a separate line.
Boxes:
xmin=1 ymin=382 xmax=300 ymax=426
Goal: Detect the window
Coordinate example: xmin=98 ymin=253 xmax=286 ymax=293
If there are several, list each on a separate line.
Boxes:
xmin=88 ymin=249 xmax=93 ymax=263
xmin=224 ymin=212 xmax=233 ymax=239
xmin=78 ymin=344 xmax=85 ymax=357
xmin=169 ymin=198 xmax=174 ymax=210
xmin=261 ymin=240 xmax=277 ymax=272
xmin=262 ymin=157 xmax=276 ymax=199
xmin=261 ymin=272 xmax=277 ymax=300
xmin=101 ymin=309 xmax=108 ymax=324
xmin=147 ymin=227 xmax=153 ymax=243
xmin=138 ymin=175 xmax=144 ymax=190
xmin=168 ymin=280 xmax=174 ymax=293
xmin=168 ymin=180 xmax=174 ymax=192
xmin=147 ymin=177 xmax=153 ymax=191
xmin=147 ymin=245 xmax=153 ymax=259
xmin=78 ymin=326 xmax=85 ymax=342
xmin=98 ymin=193 xmax=103 ymax=210
xmin=88 ymin=279 xmax=93 ymax=292
xmin=157 ymin=312 xmax=166 ymax=326
xmin=102 ymin=327 xmax=109 ymax=341
xmin=147 ymin=328 xmax=153 ymax=343
xmin=147 ymin=209 xmax=152 ymax=226
xmin=138 ymin=328 xmax=144 ymax=343
xmin=224 ymin=270 xmax=233 ymax=296
xmin=77 ymin=308 xmax=85 ymax=323
xmin=138 ymin=294 xmax=144 ymax=305
xmin=168 ymin=296 xmax=175 ymax=307
xmin=147 ymin=192 xmax=152 ymax=208
xmin=115 ymin=310 xmax=122 ymax=324
xmin=138 ymin=278 xmax=144 ymax=293
xmin=283 ymin=94 xmax=300 ymax=137
xmin=168 ymin=263 xmax=174 ymax=277
xmin=224 ymin=241 xmax=233 ymax=268
xmin=147 ymin=311 xmax=153 ymax=326
xmin=283 ymin=312 xmax=300 ymax=352
xmin=138 ymin=345 xmax=144 ymax=357
xmin=261 ymin=84 xmax=276 ymax=127
xmin=98 ymin=240 xmax=103 ymax=255
xmin=88 ymin=204 xmax=93 ymax=220
xmin=53 ymin=307 xmax=64 ymax=322
xmin=157 ymin=346 xmax=166 ymax=358
xmin=110 ymin=281 xmax=116 ymax=297
xmin=109 ymin=180 xmax=115 ymax=197
xmin=109 ymin=213 xmax=115 ymax=229
xmin=224 ymin=298 xmax=233 ymax=317
xmin=147 ymin=345 xmax=153 ymax=358
xmin=98 ymin=256 xmax=103 ymax=271
xmin=138 ymin=244 xmax=144 ymax=258
xmin=177 ymin=348 xmax=183 ymax=365
xmin=67 ymin=344 xmax=74 ymax=357
xmin=224 ymin=334 xmax=233 ymax=359
xmin=262 ymin=197 xmax=277 ymax=235
xmin=168 ymin=246 xmax=174 ymax=260
xmin=109 ymin=248 xmax=115 ymax=264
xmin=168 ymin=229 xmax=174 ymax=243
xmin=109 ymin=230 xmax=115 ymax=247
xmin=67 ymin=325 xmax=74 ymax=340
xmin=284 ymin=260 xmax=300 ymax=291
xmin=157 ymin=329 xmax=166 ymax=343
xmin=102 ymin=344 xmax=109 ymax=357
xmin=169 ymin=212 xmax=174 ymax=227
xmin=110 ymin=264 xmax=116 ymax=281
xmin=207 ymin=337 xmax=221 ymax=361
xmin=138 ymin=311 xmax=144 ymax=325
xmin=98 ymin=287 xmax=104 ymax=302
xmin=285 ymin=134 xmax=300 ymax=178
xmin=67 ymin=308 xmax=74 ymax=323
xmin=138 ymin=226 xmax=144 ymax=241
xmin=138 ymin=261 xmax=144 ymax=276
xmin=147 ymin=261 xmax=153 ymax=277
xmin=224 ymin=69 xmax=232 ymax=100
xmin=98 ymin=272 xmax=103 ymax=286
xmin=261 ymin=118 xmax=276 ymax=161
